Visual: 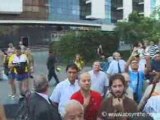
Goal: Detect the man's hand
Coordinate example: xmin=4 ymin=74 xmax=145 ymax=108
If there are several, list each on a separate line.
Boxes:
xmin=112 ymin=98 xmax=124 ymax=112
xmin=83 ymin=95 xmax=90 ymax=109
xmin=30 ymin=66 xmax=34 ymax=73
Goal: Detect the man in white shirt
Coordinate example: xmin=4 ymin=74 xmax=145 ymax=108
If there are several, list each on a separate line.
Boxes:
xmin=88 ymin=61 xmax=109 ymax=97
xmin=50 ymin=63 xmax=80 ymax=116
xmin=107 ymin=52 xmax=126 ymax=76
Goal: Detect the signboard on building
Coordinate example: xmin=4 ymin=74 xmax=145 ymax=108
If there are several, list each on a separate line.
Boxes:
xmin=0 ymin=0 xmax=23 ymax=14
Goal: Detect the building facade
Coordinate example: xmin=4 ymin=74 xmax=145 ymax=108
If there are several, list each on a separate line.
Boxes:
xmin=48 ymin=0 xmax=110 ymax=25
xmin=0 ymin=0 xmax=112 ymax=25
xmin=0 ymin=0 xmax=48 ymax=20
xmin=111 ymin=0 xmax=160 ymax=22
xmin=0 ymin=0 xmax=160 ymax=47
xmin=0 ymin=0 xmax=160 ymax=27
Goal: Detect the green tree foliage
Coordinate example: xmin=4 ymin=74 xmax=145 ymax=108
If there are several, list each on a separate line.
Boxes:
xmin=151 ymin=5 xmax=160 ymax=20
xmin=129 ymin=11 xmax=143 ymax=22
xmin=114 ymin=11 xmax=160 ymax=45
xmin=51 ymin=31 xmax=118 ymax=63
xmin=150 ymin=6 xmax=160 ymax=41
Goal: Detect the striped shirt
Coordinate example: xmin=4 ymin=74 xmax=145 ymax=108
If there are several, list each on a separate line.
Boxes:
xmin=148 ymin=45 xmax=159 ymax=58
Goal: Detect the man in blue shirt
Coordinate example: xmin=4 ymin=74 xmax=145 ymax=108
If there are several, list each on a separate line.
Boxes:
xmin=126 ymin=57 xmax=146 ymax=103
xmin=129 ymin=61 xmax=145 ymax=103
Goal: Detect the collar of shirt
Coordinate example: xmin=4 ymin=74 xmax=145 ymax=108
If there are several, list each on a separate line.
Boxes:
xmin=66 ymin=78 xmax=79 ymax=86
xmin=36 ymin=92 xmax=50 ymax=104
xmin=90 ymin=70 xmax=100 ymax=76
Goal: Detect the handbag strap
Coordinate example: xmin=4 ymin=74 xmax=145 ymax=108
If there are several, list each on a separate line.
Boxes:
xmin=148 ymin=83 xmax=156 ymax=99
xmin=140 ymin=83 xmax=157 ymax=111
xmin=136 ymin=72 xmax=140 ymax=93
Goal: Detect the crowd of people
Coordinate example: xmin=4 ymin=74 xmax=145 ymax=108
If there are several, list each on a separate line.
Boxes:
xmin=27 ymin=40 xmax=160 ymax=120
xmin=0 ymin=41 xmax=34 ymax=99
xmin=1 ymin=40 xmax=160 ymax=120
xmin=58 ymin=40 xmax=160 ymax=120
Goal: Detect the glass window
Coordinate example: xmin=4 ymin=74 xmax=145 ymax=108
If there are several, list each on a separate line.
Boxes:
xmin=32 ymin=0 xmax=39 ymax=5
xmin=49 ymin=0 xmax=111 ymax=23
xmin=57 ymin=8 xmax=62 ymax=14
xmin=24 ymin=0 xmax=32 ymax=5
xmin=24 ymin=6 xmax=32 ymax=11
xmin=32 ymin=6 xmax=39 ymax=12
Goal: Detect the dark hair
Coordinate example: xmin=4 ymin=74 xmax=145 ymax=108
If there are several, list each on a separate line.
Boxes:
xmin=135 ymin=54 xmax=140 ymax=58
xmin=16 ymin=46 xmax=21 ymax=50
xmin=133 ymin=42 xmax=139 ymax=47
xmin=109 ymin=74 xmax=126 ymax=87
xmin=66 ymin=63 xmax=79 ymax=72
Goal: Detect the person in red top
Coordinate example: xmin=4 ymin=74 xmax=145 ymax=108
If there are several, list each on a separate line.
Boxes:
xmin=71 ymin=72 xmax=102 ymax=120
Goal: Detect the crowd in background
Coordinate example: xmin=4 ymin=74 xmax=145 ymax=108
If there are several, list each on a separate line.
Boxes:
xmin=1 ymin=40 xmax=160 ymax=120
xmin=30 ymin=39 xmax=160 ymax=120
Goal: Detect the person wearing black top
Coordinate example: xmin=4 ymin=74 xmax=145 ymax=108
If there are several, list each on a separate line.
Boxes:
xmin=46 ymin=50 xmax=59 ymax=84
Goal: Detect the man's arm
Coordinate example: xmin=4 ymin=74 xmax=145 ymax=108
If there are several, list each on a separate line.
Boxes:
xmin=103 ymin=86 xmax=109 ymax=98
xmin=103 ymin=74 xmax=109 ymax=97
xmin=106 ymin=61 xmax=113 ymax=77
xmin=125 ymin=55 xmax=134 ymax=72
xmin=138 ymin=85 xmax=152 ymax=111
xmin=50 ymin=84 xmax=61 ymax=106
xmin=144 ymin=56 xmax=152 ymax=74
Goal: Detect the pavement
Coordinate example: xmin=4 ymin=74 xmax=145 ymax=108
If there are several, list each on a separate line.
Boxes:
xmin=0 ymin=50 xmax=92 ymax=119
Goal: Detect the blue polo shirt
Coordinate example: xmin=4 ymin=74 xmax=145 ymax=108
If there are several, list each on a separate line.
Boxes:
xmin=129 ymin=70 xmax=145 ymax=102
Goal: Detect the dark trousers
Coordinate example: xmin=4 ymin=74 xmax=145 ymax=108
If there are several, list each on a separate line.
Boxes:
xmin=48 ymin=68 xmax=59 ymax=84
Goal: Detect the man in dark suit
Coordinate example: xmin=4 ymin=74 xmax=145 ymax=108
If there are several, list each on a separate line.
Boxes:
xmin=47 ymin=50 xmax=59 ymax=84
xmin=28 ymin=75 xmax=62 ymax=120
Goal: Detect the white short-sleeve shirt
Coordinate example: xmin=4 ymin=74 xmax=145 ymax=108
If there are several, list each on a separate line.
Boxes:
xmin=144 ymin=96 xmax=160 ymax=113
xmin=88 ymin=70 xmax=108 ymax=96
xmin=107 ymin=59 xmax=126 ymax=75
xmin=12 ymin=54 xmax=28 ymax=64
xmin=50 ymin=79 xmax=80 ymax=116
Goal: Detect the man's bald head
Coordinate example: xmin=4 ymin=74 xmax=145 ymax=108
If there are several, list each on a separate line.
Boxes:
xmin=79 ymin=72 xmax=90 ymax=82
xmin=79 ymin=72 xmax=91 ymax=91
xmin=63 ymin=100 xmax=84 ymax=120
xmin=113 ymin=52 xmax=121 ymax=60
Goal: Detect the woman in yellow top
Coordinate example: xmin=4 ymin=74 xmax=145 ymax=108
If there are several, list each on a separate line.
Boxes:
xmin=7 ymin=51 xmax=17 ymax=98
xmin=74 ymin=54 xmax=84 ymax=71
xmin=25 ymin=48 xmax=34 ymax=78
xmin=9 ymin=46 xmax=29 ymax=98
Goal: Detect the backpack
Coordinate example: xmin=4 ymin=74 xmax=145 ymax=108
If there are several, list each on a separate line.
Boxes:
xmin=15 ymin=62 xmax=27 ymax=74
xmin=15 ymin=91 xmax=31 ymax=120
